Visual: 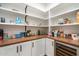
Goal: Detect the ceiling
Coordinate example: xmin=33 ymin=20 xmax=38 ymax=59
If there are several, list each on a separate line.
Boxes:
xmin=27 ymin=3 xmax=60 ymax=12
xmin=0 ymin=3 xmax=60 ymax=12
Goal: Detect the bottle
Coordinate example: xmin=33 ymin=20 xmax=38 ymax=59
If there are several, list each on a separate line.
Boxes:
xmin=57 ymin=30 xmax=60 ymax=37
xmin=60 ymin=31 xmax=64 ymax=38
xmin=38 ymin=30 xmax=40 ymax=35
xmin=48 ymin=32 xmax=52 ymax=37
xmin=52 ymin=31 xmax=54 ymax=37
xmin=16 ymin=17 xmax=21 ymax=24
xmin=1 ymin=17 xmax=5 ymax=23
xmin=54 ymin=30 xmax=58 ymax=37
xmin=27 ymin=30 xmax=31 ymax=36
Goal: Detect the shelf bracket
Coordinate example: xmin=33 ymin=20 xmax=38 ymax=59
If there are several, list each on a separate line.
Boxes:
xmin=25 ymin=5 xmax=28 ymax=32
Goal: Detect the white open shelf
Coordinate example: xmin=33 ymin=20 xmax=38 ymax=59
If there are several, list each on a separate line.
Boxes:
xmin=0 ymin=22 xmax=27 ymax=26
xmin=51 ymin=23 xmax=79 ymax=27
xmin=26 ymin=13 xmax=46 ymax=20
xmin=38 ymin=26 xmax=48 ymax=27
xmin=0 ymin=7 xmax=45 ymax=19
xmin=0 ymin=22 xmax=48 ymax=27
xmin=0 ymin=7 xmax=26 ymax=15
xmin=26 ymin=25 xmax=48 ymax=27
xmin=50 ymin=8 xmax=79 ymax=19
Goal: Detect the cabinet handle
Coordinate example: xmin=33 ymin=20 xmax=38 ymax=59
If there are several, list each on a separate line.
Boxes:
xmin=20 ymin=45 xmax=22 ymax=52
xmin=32 ymin=42 xmax=34 ymax=47
xmin=16 ymin=46 xmax=19 ymax=53
xmin=52 ymin=42 xmax=53 ymax=46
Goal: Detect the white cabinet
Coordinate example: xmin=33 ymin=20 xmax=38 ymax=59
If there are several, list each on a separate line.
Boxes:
xmin=0 ymin=44 xmax=19 ymax=56
xmin=19 ymin=41 xmax=32 ymax=56
xmin=32 ymin=38 xmax=45 ymax=56
xmin=46 ymin=38 xmax=55 ymax=56
xmin=0 ymin=41 xmax=32 ymax=56
xmin=0 ymin=38 xmax=55 ymax=56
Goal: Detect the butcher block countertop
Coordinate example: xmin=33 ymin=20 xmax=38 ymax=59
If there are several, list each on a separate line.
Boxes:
xmin=0 ymin=35 xmax=79 ymax=47
xmin=0 ymin=35 xmax=47 ymax=47
xmin=50 ymin=37 xmax=79 ymax=47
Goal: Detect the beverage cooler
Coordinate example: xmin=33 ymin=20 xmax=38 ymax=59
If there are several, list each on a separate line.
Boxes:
xmin=55 ymin=41 xmax=79 ymax=56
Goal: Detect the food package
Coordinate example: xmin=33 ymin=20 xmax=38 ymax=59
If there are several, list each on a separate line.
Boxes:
xmin=76 ymin=12 xmax=79 ymax=23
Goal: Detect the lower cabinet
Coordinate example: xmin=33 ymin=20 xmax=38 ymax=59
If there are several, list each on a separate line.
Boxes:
xmin=0 ymin=44 xmax=19 ymax=56
xmin=0 ymin=38 xmax=55 ymax=56
xmin=46 ymin=38 xmax=55 ymax=56
xmin=18 ymin=41 xmax=32 ymax=56
xmin=31 ymin=38 xmax=45 ymax=56
xmin=0 ymin=41 xmax=32 ymax=56
xmin=0 ymin=38 xmax=46 ymax=56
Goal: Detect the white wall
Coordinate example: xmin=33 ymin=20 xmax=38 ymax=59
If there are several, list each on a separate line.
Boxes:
xmin=26 ymin=16 xmax=48 ymax=26
xmin=0 ymin=25 xmax=25 ymax=34
xmin=27 ymin=27 xmax=48 ymax=35
xmin=0 ymin=9 xmax=25 ymax=23
xmin=26 ymin=6 xmax=46 ymax=18
xmin=51 ymin=11 xmax=79 ymax=34
xmin=50 ymin=3 xmax=79 ymax=17
xmin=51 ymin=11 xmax=76 ymax=25
xmin=0 ymin=9 xmax=48 ymax=35
xmin=26 ymin=16 xmax=48 ymax=35
xmin=0 ymin=3 xmax=26 ymax=13
xmin=0 ymin=9 xmax=25 ymax=34
xmin=0 ymin=3 xmax=46 ymax=19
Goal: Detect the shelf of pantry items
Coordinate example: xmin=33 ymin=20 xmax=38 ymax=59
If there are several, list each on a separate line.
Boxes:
xmin=0 ymin=7 xmax=46 ymax=20
xmin=46 ymin=8 xmax=79 ymax=19
xmin=0 ymin=23 xmax=27 ymax=26
xmin=0 ymin=23 xmax=48 ymax=27
xmin=51 ymin=23 xmax=79 ymax=27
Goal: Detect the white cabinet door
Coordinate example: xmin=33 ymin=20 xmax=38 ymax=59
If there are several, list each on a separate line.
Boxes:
xmin=32 ymin=39 xmax=45 ymax=56
xmin=46 ymin=38 xmax=55 ymax=56
xmin=20 ymin=41 xmax=32 ymax=56
xmin=0 ymin=44 xmax=19 ymax=56
xmin=0 ymin=41 xmax=32 ymax=56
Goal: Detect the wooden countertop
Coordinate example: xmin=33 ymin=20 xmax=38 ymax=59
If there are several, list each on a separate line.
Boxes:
xmin=0 ymin=35 xmax=79 ymax=47
xmin=50 ymin=37 xmax=79 ymax=47
xmin=0 ymin=35 xmax=47 ymax=47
